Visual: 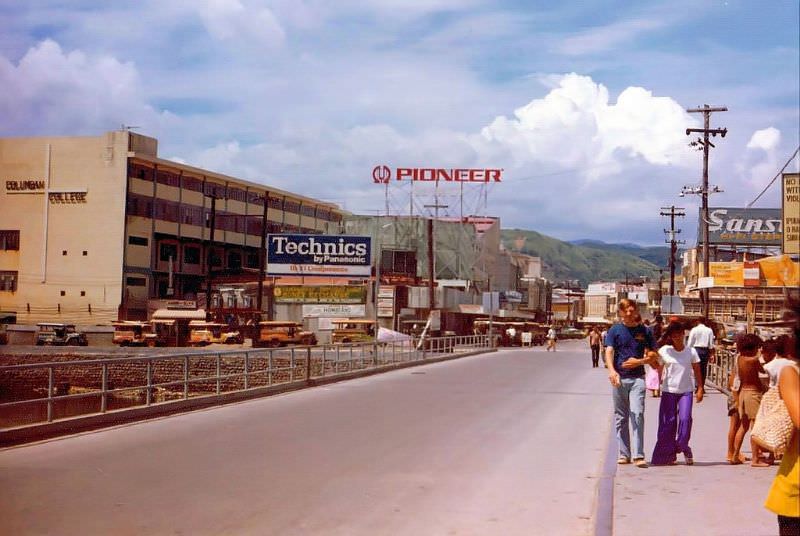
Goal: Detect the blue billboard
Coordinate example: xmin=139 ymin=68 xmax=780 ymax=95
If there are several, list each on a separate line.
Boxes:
xmin=267 ymin=234 xmax=372 ymax=276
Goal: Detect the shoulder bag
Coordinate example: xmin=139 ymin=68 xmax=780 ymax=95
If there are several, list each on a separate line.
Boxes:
xmin=751 ymin=364 xmax=798 ymax=455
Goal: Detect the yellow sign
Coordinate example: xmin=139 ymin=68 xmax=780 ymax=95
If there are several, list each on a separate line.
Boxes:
xmin=710 ymin=262 xmax=743 ymax=286
xmin=784 ymin=173 xmax=800 ymax=255
xmin=273 ymin=285 xmax=366 ymax=304
xmin=758 ymin=255 xmax=800 ymax=287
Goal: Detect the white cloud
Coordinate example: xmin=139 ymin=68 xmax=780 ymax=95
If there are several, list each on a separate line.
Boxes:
xmin=477 ymin=73 xmax=695 ymax=180
xmin=555 ymin=18 xmax=665 ymax=56
xmin=199 ymin=0 xmax=286 ymax=49
xmin=746 ymin=127 xmax=781 ymax=152
xmin=0 ymin=39 xmax=171 ymax=136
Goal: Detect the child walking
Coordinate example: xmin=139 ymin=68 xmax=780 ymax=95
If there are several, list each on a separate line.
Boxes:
xmin=651 ymin=321 xmax=704 ymax=465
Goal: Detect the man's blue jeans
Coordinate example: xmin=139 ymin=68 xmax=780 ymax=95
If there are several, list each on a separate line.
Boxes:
xmin=612 ymin=377 xmax=646 ymax=460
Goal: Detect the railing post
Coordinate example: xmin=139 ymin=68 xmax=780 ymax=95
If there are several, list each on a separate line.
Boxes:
xmin=47 ymin=366 xmax=54 ymax=422
xmin=306 ymin=346 xmax=312 ymax=382
xmin=183 ymin=355 xmax=189 ymax=400
xmin=216 ymin=353 xmax=221 ymax=394
xmin=290 ymin=348 xmax=295 ymax=382
xmin=244 ymin=352 xmax=249 ymax=390
xmin=321 ymin=345 xmax=327 ymax=377
xmin=101 ymin=363 xmax=108 ymax=413
xmin=146 ymin=361 xmax=153 ymax=406
xmin=268 ymin=350 xmax=273 ymax=386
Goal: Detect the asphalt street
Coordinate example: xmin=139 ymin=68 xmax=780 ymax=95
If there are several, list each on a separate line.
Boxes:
xmin=0 ymin=341 xmax=648 ymax=535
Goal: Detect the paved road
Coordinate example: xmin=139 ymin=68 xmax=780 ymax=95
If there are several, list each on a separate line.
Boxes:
xmin=1 ymin=341 xmax=613 ymax=535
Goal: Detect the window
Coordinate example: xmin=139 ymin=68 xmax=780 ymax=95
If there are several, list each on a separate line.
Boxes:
xmin=184 ymin=245 xmax=201 ymax=264
xmin=128 ymin=236 xmax=148 ymax=246
xmin=248 ymin=191 xmax=266 ymax=205
xmin=228 ymin=187 xmax=247 ymax=202
xmin=283 ymin=200 xmax=300 ymax=214
xmin=80 ymin=291 xmax=86 ymax=297
xmin=154 ymin=199 xmax=179 ymax=223
xmin=129 ymin=162 xmax=154 ymax=182
xmin=62 ymin=250 xmax=67 ymax=256
xmin=246 ymin=216 xmax=263 ymax=237
xmin=126 ymin=277 xmax=147 ymax=287
xmin=301 ymin=205 xmax=316 ymax=217
xmin=183 ymin=175 xmax=204 ymax=192
xmin=159 ymin=242 xmax=178 ymax=262
xmin=126 ymin=194 xmax=153 ymax=218
xmin=156 ymin=169 xmax=181 ymax=187
xmin=210 ymin=248 xmax=223 ymax=267
xmin=227 ymin=251 xmax=242 ymax=270
xmin=60 ymin=290 xmax=66 ymax=296
xmin=182 ymin=205 xmax=204 ymax=226
xmin=269 ymin=197 xmax=284 ymax=210
xmin=246 ymin=252 xmax=260 ymax=269
xmin=0 ymin=230 xmax=20 ymax=251
xmin=0 ymin=271 xmax=18 ymax=292
xmin=82 ymin=251 xmax=88 ymax=256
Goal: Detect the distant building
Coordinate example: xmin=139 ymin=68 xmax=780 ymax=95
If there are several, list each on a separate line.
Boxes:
xmin=0 ymin=131 xmax=345 ymax=324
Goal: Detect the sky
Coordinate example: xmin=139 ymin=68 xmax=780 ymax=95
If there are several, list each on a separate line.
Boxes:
xmin=1 ymin=0 xmax=798 ymax=246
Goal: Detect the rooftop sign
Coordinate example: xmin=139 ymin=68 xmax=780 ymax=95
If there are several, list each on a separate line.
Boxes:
xmin=372 ymin=166 xmax=502 ymax=184
xmin=705 ymin=207 xmax=782 ymax=246
xmin=267 ymin=234 xmax=371 ymax=277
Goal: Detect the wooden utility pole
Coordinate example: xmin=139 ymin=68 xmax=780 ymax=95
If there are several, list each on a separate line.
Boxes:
xmin=205 ymin=195 xmax=218 ymax=320
xmin=257 ymin=192 xmax=270 ymax=317
xmin=660 ymin=206 xmax=685 ymax=297
xmin=686 ymin=104 xmax=727 ymax=319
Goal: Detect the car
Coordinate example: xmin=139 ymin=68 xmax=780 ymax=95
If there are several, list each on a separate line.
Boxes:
xmin=331 ymin=319 xmax=375 ymax=344
xmin=188 ymin=321 xmax=244 ymax=346
xmin=35 ymin=323 xmax=89 ymax=346
xmin=557 ymin=327 xmax=586 ymax=340
xmin=112 ymin=321 xmax=166 ymax=347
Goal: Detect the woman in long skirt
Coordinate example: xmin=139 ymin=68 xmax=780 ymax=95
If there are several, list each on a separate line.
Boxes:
xmin=651 ymin=321 xmax=705 ymax=465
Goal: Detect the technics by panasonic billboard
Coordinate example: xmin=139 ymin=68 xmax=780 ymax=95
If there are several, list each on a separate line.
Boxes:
xmin=267 ymin=234 xmax=372 ymax=276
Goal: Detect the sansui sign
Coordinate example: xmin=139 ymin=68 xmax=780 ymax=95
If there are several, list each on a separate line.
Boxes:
xmin=372 ymin=166 xmax=502 ymax=183
xmin=267 ymin=234 xmax=371 ymax=276
xmin=705 ymin=207 xmax=783 ymax=245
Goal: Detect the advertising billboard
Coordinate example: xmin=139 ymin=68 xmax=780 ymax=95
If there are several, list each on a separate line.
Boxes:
xmin=273 ymin=285 xmax=366 ymax=304
xmin=783 ymin=173 xmax=799 ymax=254
xmin=267 ymin=234 xmax=371 ymax=277
xmin=704 ymin=207 xmax=782 ymax=245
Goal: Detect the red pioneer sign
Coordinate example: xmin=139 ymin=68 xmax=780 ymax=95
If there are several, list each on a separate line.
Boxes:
xmin=372 ymin=166 xmax=502 ymax=183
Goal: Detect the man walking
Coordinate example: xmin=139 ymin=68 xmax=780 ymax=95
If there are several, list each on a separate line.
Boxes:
xmin=605 ymin=299 xmax=657 ymax=467
xmin=546 ymin=326 xmax=557 ymax=352
xmin=687 ymin=318 xmax=715 ymax=387
xmin=588 ymin=327 xmax=602 ymax=368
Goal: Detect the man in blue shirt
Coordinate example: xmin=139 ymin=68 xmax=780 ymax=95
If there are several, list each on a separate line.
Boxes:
xmin=604 ymin=298 xmax=658 ymax=467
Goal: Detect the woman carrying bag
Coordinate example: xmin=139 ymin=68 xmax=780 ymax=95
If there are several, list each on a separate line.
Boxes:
xmin=763 ymin=335 xmax=799 ymax=535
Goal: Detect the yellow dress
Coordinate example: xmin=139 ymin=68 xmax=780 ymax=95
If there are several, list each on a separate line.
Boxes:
xmin=765 ymin=431 xmax=800 ymax=517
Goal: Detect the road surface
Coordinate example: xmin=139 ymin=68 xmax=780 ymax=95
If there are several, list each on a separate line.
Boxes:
xmin=1 ymin=341 xmax=612 ymax=535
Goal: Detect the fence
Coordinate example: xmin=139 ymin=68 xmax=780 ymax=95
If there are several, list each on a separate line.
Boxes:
xmin=0 ymin=335 xmax=491 ymax=431
xmin=706 ymin=345 xmax=735 ymax=395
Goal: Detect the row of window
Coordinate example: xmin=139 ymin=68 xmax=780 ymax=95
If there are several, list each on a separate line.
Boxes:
xmin=156 ymin=241 xmax=261 ymax=270
xmin=128 ymin=162 xmax=340 ymax=221
xmin=0 ymin=230 xmax=20 ymax=251
xmin=127 ymin=195 xmax=320 ymax=235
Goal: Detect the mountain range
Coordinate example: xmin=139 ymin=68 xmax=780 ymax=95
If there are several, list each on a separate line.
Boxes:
xmin=500 ymin=229 xmax=683 ymax=288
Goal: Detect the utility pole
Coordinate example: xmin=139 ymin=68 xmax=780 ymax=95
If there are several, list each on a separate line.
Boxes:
xmin=685 ymin=104 xmax=727 ymax=320
xmin=257 ymin=192 xmax=270 ymax=319
xmin=660 ymin=206 xmax=686 ymax=298
xmin=423 ymin=201 xmax=448 ymax=324
xmin=205 ymin=194 xmax=218 ymax=320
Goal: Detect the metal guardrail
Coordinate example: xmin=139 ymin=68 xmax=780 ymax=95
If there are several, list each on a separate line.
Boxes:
xmin=706 ymin=345 xmax=735 ymax=395
xmin=0 ymin=335 xmax=491 ymax=430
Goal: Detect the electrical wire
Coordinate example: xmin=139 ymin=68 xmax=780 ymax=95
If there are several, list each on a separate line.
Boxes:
xmin=746 ymin=146 xmax=800 ymax=208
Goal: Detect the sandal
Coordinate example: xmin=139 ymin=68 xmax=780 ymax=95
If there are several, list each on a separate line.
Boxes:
xmin=617 ymin=456 xmax=631 ymax=464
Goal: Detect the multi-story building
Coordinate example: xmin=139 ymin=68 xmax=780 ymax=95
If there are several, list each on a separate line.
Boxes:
xmin=0 ymin=131 xmax=344 ymax=324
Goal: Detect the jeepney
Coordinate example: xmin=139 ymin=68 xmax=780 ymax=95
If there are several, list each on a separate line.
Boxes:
xmin=111 ymin=321 xmax=165 ymax=347
xmin=331 ymin=319 xmax=376 ymax=344
xmin=254 ymin=321 xmax=317 ymax=348
xmin=188 ymin=321 xmax=244 ymax=346
xmin=35 ymin=323 xmax=88 ymax=346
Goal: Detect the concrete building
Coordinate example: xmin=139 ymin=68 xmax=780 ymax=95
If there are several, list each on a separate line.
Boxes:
xmin=0 ymin=131 xmax=345 ymax=324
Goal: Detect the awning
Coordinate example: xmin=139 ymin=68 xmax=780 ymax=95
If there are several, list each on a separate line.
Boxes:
xmin=151 ymin=308 xmax=206 ymax=320
xmin=458 ymin=304 xmax=484 ymax=314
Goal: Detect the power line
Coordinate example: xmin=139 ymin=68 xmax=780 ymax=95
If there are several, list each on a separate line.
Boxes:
xmin=746 ymin=146 xmax=800 ymax=208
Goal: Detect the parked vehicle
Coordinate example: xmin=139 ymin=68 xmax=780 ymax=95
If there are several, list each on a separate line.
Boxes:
xmin=35 ymin=323 xmax=88 ymax=346
xmin=188 ymin=321 xmax=244 ymax=346
xmin=557 ymin=327 xmax=586 ymax=340
xmin=331 ymin=319 xmax=375 ymax=344
xmin=112 ymin=321 xmax=165 ymax=347
xmin=254 ymin=321 xmax=316 ymax=348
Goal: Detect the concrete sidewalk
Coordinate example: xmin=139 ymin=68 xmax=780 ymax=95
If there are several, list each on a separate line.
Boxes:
xmin=612 ymin=387 xmax=779 ymax=536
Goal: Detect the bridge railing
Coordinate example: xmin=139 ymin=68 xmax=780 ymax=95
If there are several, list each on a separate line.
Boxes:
xmin=706 ymin=345 xmax=735 ymax=395
xmin=0 ymin=335 xmax=491 ymax=430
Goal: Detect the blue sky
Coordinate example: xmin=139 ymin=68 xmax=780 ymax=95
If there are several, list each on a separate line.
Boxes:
xmin=1 ymin=0 xmax=798 ymax=246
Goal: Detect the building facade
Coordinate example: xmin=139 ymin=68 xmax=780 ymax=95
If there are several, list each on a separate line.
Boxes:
xmin=0 ymin=131 xmax=344 ymax=324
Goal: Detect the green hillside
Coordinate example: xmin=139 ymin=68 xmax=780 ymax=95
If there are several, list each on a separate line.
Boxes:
xmin=500 ymin=229 xmax=667 ymax=287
